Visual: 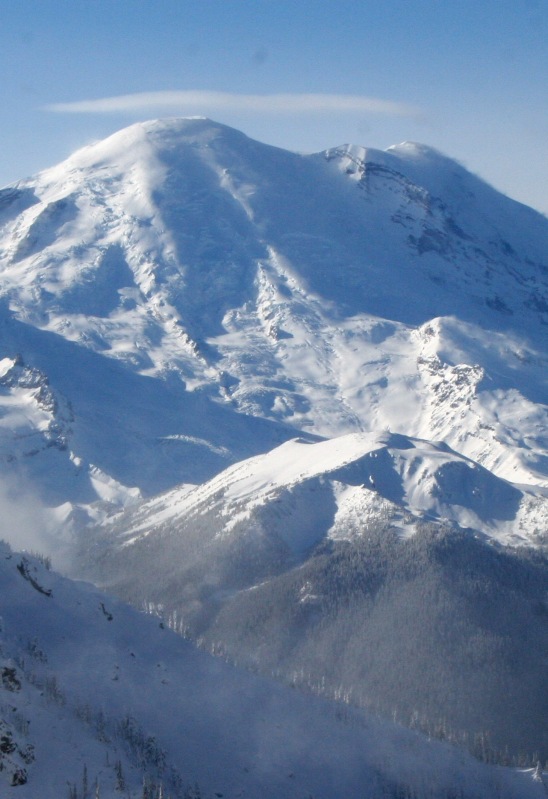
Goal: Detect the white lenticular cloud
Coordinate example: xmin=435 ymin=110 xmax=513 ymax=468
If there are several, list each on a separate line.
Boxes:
xmin=43 ymin=90 xmax=420 ymax=118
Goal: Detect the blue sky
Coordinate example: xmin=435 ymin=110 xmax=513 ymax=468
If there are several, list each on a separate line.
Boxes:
xmin=1 ymin=0 xmax=547 ymax=213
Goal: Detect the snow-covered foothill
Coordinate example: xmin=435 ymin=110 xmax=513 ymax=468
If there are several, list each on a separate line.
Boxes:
xmin=96 ymin=432 xmax=548 ymax=553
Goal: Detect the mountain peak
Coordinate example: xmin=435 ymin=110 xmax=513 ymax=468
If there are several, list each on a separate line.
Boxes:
xmin=387 ymin=140 xmax=447 ymax=158
xmin=36 ymin=117 xmax=250 ymax=182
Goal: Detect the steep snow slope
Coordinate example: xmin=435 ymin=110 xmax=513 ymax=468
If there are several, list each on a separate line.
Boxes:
xmin=3 ymin=540 xmax=544 ymax=799
xmin=0 ymin=118 xmax=546 ymax=542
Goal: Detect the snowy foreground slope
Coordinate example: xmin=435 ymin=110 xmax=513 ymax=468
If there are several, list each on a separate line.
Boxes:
xmin=0 ymin=117 xmax=546 ymax=547
xmin=1 ymin=542 xmax=545 ymax=799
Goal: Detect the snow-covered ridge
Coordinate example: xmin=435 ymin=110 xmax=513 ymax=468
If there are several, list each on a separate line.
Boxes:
xmin=99 ymin=432 xmax=547 ymax=553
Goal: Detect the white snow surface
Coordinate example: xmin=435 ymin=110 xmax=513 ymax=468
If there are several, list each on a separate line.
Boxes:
xmin=0 ymin=117 xmax=546 ymax=549
xmin=0 ymin=542 xmax=544 ymax=799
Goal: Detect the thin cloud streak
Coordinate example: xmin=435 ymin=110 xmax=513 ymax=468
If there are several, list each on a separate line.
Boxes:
xmin=43 ymin=90 xmax=420 ymax=118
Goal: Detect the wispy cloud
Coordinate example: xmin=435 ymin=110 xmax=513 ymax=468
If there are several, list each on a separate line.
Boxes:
xmin=43 ymin=90 xmax=419 ymax=118
xmin=0 ymin=474 xmax=66 ymax=568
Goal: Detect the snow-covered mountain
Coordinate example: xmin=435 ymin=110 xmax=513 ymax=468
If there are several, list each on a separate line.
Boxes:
xmin=1 ymin=118 xmax=547 ymax=779
xmin=0 ymin=117 xmax=546 ymax=549
xmin=5 ymin=541 xmax=545 ymax=799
